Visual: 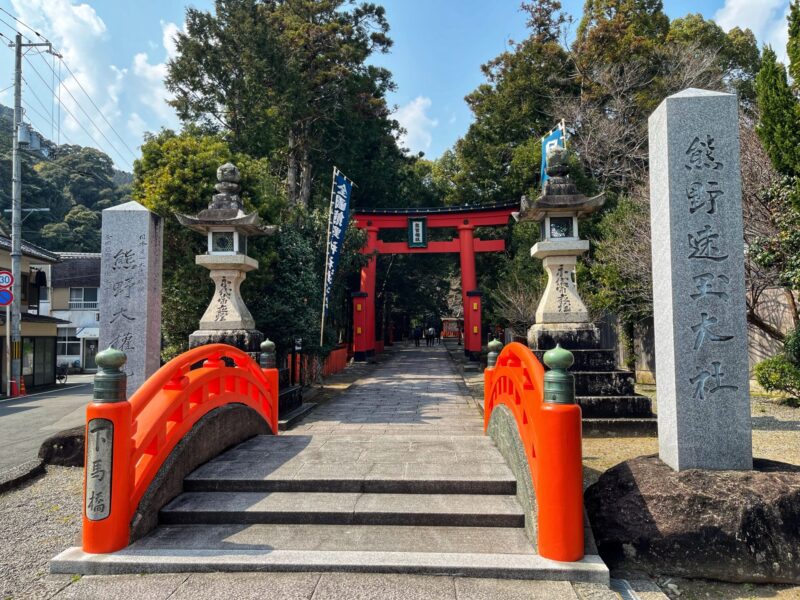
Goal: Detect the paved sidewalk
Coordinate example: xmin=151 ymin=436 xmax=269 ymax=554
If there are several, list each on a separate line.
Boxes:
xmin=0 ymin=380 xmax=92 ymax=473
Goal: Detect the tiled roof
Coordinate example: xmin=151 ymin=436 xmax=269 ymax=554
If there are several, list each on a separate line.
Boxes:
xmin=0 ymin=233 xmax=60 ymax=263
xmin=56 ymin=252 xmax=101 ymax=260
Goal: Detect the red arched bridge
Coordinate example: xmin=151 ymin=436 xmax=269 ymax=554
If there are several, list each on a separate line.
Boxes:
xmin=78 ymin=341 xmax=584 ymax=564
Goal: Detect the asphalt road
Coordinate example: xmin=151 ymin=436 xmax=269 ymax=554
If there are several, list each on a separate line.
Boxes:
xmin=0 ymin=376 xmax=93 ymax=473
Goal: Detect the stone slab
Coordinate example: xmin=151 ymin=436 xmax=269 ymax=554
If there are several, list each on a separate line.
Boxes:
xmin=311 ymin=572 xmax=456 ymax=600
xmin=455 ymin=577 xmax=579 ymax=600
xmin=161 ymin=491 xmax=524 ymax=527
xmin=51 ymin=546 xmax=609 ymax=583
xmin=99 ymin=200 xmax=163 ymax=397
xmin=172 ymin=572 xmax=321 ymax=600
xmin=648 ymin=88 xmax=752 ymax=470
xmin=96 ymin=523 xmax=536 ymax=554
xmin=52 ymin=574 xmax=187 ymax=599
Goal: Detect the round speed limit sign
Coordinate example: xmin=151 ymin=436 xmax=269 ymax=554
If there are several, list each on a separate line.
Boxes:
xmin=0 ymin=271 xmax=12 ymax=288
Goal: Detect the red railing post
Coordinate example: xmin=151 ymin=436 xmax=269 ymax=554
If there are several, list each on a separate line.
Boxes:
xmin=483 ymin=342 xmax=584 ymax=563
xmin=82 ymin=348 xmax=132 ymax=554
xmin=538 ymin=344 xmax=583 ymax=561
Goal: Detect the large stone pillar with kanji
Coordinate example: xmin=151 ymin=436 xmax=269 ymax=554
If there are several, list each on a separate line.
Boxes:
xmin=649 ymin=88 xmax=752 ymax=471
xmin=99 ymin=201 xmax=163 ymax=397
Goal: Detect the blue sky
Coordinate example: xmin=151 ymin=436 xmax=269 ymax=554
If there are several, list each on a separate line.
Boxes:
xmin=0 ymin=0 xmax=792 ymax=172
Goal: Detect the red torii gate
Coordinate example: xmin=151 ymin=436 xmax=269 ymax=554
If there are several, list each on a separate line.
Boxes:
xmin=351 ymin=202 xmax=518 ymax=361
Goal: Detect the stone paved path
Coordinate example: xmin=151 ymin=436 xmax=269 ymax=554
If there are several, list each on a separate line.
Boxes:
xmin=288 ymin=344 xmax=484 ymax=436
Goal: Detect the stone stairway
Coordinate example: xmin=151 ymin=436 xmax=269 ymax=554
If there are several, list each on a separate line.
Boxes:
xmin=53 ymin=433 xmax=606 ymax=581
xmin=532 ymin=342 xmax=657 ymax=436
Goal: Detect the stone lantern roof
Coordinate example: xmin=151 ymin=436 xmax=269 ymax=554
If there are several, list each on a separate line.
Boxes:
xmin=176 ymin=162 xmax=276 ymax=236
xmin=517 ymin=147 xmax=605 ymax=222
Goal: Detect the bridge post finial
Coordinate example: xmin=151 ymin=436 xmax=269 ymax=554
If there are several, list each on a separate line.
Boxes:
xmin=543 ymin=343 xmax=575 ymax=404
xmin=93 ymin=347 xmax=128 ymax=403
xmin=260 ymin=338 xmax=276 ymax=369
xmin=487 ymin=338 xmax=503 ymax=368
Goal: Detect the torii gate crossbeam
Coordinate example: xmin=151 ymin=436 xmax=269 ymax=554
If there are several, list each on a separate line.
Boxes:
xmin=351 ymin=202 xmax=517 ymax=361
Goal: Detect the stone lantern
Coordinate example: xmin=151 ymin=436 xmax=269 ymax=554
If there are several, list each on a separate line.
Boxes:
xmin=518 ymin=146 xmax=604 ymax=350
xmin=177 ymin=162 xmax=275 ymax=352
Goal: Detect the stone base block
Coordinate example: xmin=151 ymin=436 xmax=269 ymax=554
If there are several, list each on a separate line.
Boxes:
xmin=577 ymin=395 xmax=654 ymax=419
xmin=528 ymin=323 xmax=600 ymax=351
xmin=189 ymin=329 xmax=264 ymax=353
xmin=586 ymin=455 xmax=800 ymax=584
xmin=575 ymin=371 xmax=635 ymax=396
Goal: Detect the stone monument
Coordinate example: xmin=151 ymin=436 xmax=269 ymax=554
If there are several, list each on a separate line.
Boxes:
xmin=649 ymin=88 xmax=752 ymax=471
xmin=177 ymin=163 xmax=275 ymax=352
xmin=99 ymin=200 xmax=163 ymax=397
xmin=518 ymin=146 xmax=655 ymax=432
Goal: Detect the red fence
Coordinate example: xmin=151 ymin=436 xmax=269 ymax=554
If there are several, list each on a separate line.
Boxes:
xmin=322 ymin=346 xmax=348 ymax=377
xmin=289 ymin=346 xmax=350 ymax=385
xmin=82 ymin=344 xmax=279 ymax=554
xmin=483 ymin=342 xmax=584 ymax=562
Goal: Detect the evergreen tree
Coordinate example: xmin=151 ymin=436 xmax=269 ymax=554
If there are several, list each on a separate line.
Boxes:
xmin=788 ymin=0 xmax=800 ymax=89
xmin=755 ymin=47 xmax=800 ymax=176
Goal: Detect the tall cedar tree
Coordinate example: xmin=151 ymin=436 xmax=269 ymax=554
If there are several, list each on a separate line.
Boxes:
xmin=166 ymin=0 xmax=393 ymax=211
xmin=755 ymin=47 xmax=800 ymax=176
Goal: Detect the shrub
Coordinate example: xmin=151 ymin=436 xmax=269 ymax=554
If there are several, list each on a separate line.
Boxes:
xmin=783 ymin=326 xmax=800 ymax=365
xmin=754 ymin=355 xmax=800 ymax=405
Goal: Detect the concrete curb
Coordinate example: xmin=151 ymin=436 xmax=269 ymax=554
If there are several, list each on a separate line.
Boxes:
xmin=0 ymin=458 xmax=46 ymax=494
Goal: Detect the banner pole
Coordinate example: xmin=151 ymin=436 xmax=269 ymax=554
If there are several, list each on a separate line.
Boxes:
xmin=320 ymin=166 xmax=337 ymax=347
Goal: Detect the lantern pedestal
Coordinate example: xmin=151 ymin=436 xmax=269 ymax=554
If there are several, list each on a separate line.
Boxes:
xmin=189 ymin=254 xmax=263 ymax=352
xmin=517 ymin=146 xmax=655 ymax=432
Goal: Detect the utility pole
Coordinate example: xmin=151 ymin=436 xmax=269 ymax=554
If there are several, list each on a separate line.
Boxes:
xmin=9 ymin=33 xmax=57 ymax=396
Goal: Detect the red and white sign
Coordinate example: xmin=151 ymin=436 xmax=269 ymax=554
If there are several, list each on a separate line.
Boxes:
xmin=0 ymin=271 xmax=13 ymax=288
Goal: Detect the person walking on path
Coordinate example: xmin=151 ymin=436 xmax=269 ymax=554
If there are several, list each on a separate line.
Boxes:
xmin=413 ymin=325 xmax=422 ymax=347
xmin=426 ymin=326 xmax=435 ymax=347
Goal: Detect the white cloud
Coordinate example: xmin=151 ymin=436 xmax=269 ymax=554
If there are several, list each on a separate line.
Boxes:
xmin=130 ymin=20 xmax=182 ymax=126
xmin=11 ymin=0 xmax=120 ymax=151
xmin=394 ymin=96 xmax=438 ymax=155
xmin=127 ymin=111 xmax=147 ymax=138
xmin=715 ymin=0 xmax=791 ymax=63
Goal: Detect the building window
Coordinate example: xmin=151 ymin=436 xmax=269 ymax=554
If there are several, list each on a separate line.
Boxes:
xmin=39 ymin=287 xmax=49 ymax=301
xmin=69 ymin=287 xmax=98 ymax=310
xmin=57 ymin=327 xmax=81 ymax=356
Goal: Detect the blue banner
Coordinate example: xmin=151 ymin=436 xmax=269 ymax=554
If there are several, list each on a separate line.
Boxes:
xmin=322 ymin=168 xmax=352 ymax=317
xmin=540 ymin=120 xmax=566 ymax=188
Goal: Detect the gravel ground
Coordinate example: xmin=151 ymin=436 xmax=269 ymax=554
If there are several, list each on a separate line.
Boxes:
xmin=0 ymin=466 xmax=82 ymax=600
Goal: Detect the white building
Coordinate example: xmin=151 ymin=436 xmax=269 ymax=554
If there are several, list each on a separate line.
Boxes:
xmin=38 ymin=253 xmax=101 ymax=372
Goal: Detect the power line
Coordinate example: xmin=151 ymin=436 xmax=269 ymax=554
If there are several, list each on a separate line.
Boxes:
xmin=0 ymin=8 xmax=137 ymax=162
xmin=55 ymin=59 xmax=137 ymax=160
xmin=0 ymin=16 xmax=30 ymax=44
xmin=23 ymin=55 xmax=129 ymax=165
xmin=0 ymin=8 xmax=41 ymax=43
xmin=20 ymin=62 xmax=118 ymax=163
xmin=21 ymin=76 xmax=52 ymax=123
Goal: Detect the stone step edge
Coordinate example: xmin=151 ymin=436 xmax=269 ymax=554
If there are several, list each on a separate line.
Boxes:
xmin=183 ymin=478 xmax=517 ymax=495
xmin=278 ymin=403 xmax=318 ymax=431
xmin=50 ymin=546 xmax=609 ymax=584
xmin=159 ymin=492 xmax=525 ymax=528
xmin=582 ymin=418 xmax=658 ymax=438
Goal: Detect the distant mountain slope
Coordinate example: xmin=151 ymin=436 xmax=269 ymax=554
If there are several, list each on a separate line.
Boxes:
xmin=0 ymin=104 xmax=133 ymax=252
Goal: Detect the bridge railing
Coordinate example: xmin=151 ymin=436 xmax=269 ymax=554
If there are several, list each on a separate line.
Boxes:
xmin=82 ymin=344 xmax=279 ymax=554
xmin=483 ymin=341 xmax=584 ymax=562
